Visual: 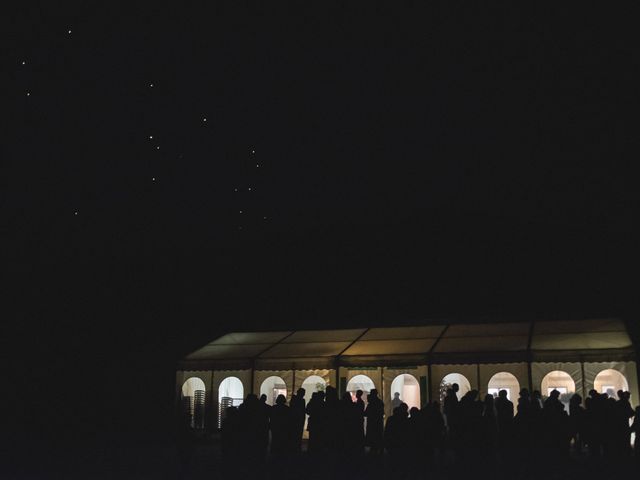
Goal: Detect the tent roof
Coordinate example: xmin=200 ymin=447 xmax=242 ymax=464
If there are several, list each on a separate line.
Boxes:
xmin=181 ymin=318 xmax=634 ymax=369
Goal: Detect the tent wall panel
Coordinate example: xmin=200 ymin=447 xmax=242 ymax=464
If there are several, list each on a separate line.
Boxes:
xmin=213 ymin=369 xmax=251 ymax=418
xmin=478 ymin=363 xmax=528 ymax=400
xmin=343 ymin=367 xmax=382 ymax=394
xmin=382 ymin=366 xmax=427 ymax=418
xmin=531 ymin=362 xmax=582 ymax=398
xmin=254 ymin=357 xmax=335 ymax=370
xmin=294 ymin=369 xmax=334 ymax=391
xmin=177 ymin=371 xmax=214 ymax=429
xmin=430 ymin=364 xmax=478 ymax=404
xmin=254 ymin=370 xmax=294 ymax=402
xmin=583 ymin=361 xmax=639 ymax=405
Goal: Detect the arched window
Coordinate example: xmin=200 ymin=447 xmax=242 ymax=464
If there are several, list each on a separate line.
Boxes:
xmin=439 ymin=373 xmax=471 ymax=404
xmin=300 ymin=375 xmax=327 ymax=403
xmin=181 ymin=377 xmax=206 ymax=429
xmin=346 ymin=374 xmax=376 ymax=403
xmin=541 ymin=370 xmax=575 ymax=411
xmin=217 ymin=376 xmax=244 ymax=429
xmin=594 ymin=369 xmax=629 ymax=399
xmin=390 ymin=374 xmax=420 ymax=411
xmin=260 ymin=376 xmax=287 ymax=405
xmin=487 ymin=372 xmax=520 ymax=401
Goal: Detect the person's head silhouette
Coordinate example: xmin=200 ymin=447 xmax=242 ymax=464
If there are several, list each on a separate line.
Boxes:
xmin=297 ymin=387 xmax=305 ymax=398
xmin=498 ymin=389 xmax=508 ymax=399
xmin=452 ymin=383 xmax=459 ymax=393
xmin=393 ymin=392 xmax=400 ymax=399
xmin=369 ymin=389 xmax=379 ymax=400
xmin=356 ymin=389 xmax=363 ymax=399
xmin=275 ymin=394 xmax=286 ymax=405
xmin=549 ymin=389 xmax=560 ymax=400
xmin=259 ymin=393 xmax=267 ymax=403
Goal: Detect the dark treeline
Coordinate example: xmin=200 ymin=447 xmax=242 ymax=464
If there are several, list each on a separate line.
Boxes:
xmin=178 ymin=385 xmax=640 ymax=479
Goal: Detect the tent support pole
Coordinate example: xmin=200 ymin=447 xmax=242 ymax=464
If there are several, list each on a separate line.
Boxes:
xmin=292 ymin=366 xmax=296 ymax=395
xmin=476 ymin=364 xmax=481 ymax=393
xmin=526 ymin=320 xmax=535 ymax=393
xmin=427 ymin=363 xmax=433 ymax=404
xmin=580 ymin=360 xmax=586 ymax=402
xmin=250 ymin=360 xmax=255 ymax=395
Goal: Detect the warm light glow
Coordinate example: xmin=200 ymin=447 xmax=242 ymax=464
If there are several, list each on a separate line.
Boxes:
xmin=259 ymin=376 xmax=287 ymax=405
xmin=487 ymin=372 xmax=520 ymax=401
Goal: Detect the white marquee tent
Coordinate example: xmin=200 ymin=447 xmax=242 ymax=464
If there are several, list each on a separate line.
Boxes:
xmin=176 ymin=318 xmax=638 ymax=429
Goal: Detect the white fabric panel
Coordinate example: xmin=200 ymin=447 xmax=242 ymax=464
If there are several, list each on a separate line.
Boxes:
xmin=478 ymin=363 xmax=528 ymax=400
xmin=345 ymin=368 xmax=382 ymax=394
xmin=531 ymin=362 xmax=582 ymax=398
xmin=382 ymin=366 xmax=427 ymax=418
xmin=294 ymin=369 xmax=334 ymax=390
xmin=583 ymin=361 xmax=639 ymax=405
xmin=177 ymin=370 xmax=212 ymax=396
xmin=430 ymin=364 xmax=478 ymax=405
xmin=254 ymin=370 xmax=294 ymax=402
xmin=213 ymin=370 xmax=252 ymax=404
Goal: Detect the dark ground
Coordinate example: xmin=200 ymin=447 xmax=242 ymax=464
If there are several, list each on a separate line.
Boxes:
xmin=4 ymin=431 xmax=639 ymax=479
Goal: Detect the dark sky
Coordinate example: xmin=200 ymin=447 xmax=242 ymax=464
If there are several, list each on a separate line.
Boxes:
xmin=5 ymin=2 xmax=636 ymax=449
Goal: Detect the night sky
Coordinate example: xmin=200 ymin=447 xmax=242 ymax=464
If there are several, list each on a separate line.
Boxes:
xmin=5 ymin=2 xmax=636 ymax=457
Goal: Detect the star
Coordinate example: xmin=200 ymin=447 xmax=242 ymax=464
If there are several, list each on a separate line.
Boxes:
xmin=149 ymin=83 xmax=154 ymax=87
xmin=74 ymin=211 xmax=78 ymax=216
xmin=156 ymin=146 xmax=160 ymax=150
xmin=239 ymin=210 xmax=243 ymax=214
xmin=234 ymin=188 xmax=238 ymax=192
xmin=256 ymin=164 xmax=260 ymax=168
xmin=21 ymin=61 xmax=26 ymax=65
xmin=248 ymin=187 xmax=252 ymax=191
xmin=68 ymin=29 xmax=72 ymax=34
xmin=203 ymin=117 xmax=207 ymax=122
xmin=152 ymin=177 xmax=156 ymax=181
xmin=251 ymin=150 xmax=255 ymax=154
xmin=26 ymin=92 xmax=30 ymax=96
xmin=149 ymin=135 xmax=153 ymax=140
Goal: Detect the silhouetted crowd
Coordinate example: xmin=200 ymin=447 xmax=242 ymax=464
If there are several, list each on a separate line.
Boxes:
xmin=214 ymin=385 xmax=639 ymax=477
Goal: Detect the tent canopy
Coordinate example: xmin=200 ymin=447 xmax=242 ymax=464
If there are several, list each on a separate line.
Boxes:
xmin=180 ymin=318 xmax=634 ymax=370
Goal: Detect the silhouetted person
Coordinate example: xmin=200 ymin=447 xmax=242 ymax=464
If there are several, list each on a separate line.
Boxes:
xmin=407 ymin=406 xmax=424 ymax=474
xmin=290 ymin=387 xmax=306 ymax=452
xmin=569 ymin=393 xmax=585 ymax=453
xmin=385 ymin=403 xmax=409 ymax=476
xmin=631 ymin=406 xmax=640 ymax=457
xmin=542 ymin=389 xmax=570 ymax=464
xmin=269 ymin=394 xmax=293 ymax=457
xmin=324 ymin=386 xmax=341 ymax=456
xmin=364 ymin=388 xmax=385 ymax=455
xmin=481 ymin=393 xmax=498 ymax=463
xmin=443 ymin=383 xmax=460 ymax=449
xmin=354 ymin=390 xmax=365 ymax=451
xmin=495 ymin=389 xmax=514 ymax=454
xmin=391 ymin=391 xmax=402 ymax=410
xmin=305 ymin=391 xmax=324 ymax=454
xmin=424 ymin=401 xmax=445 ymax=462
xmin=612 ymin=390 xmax=634 ymax=456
